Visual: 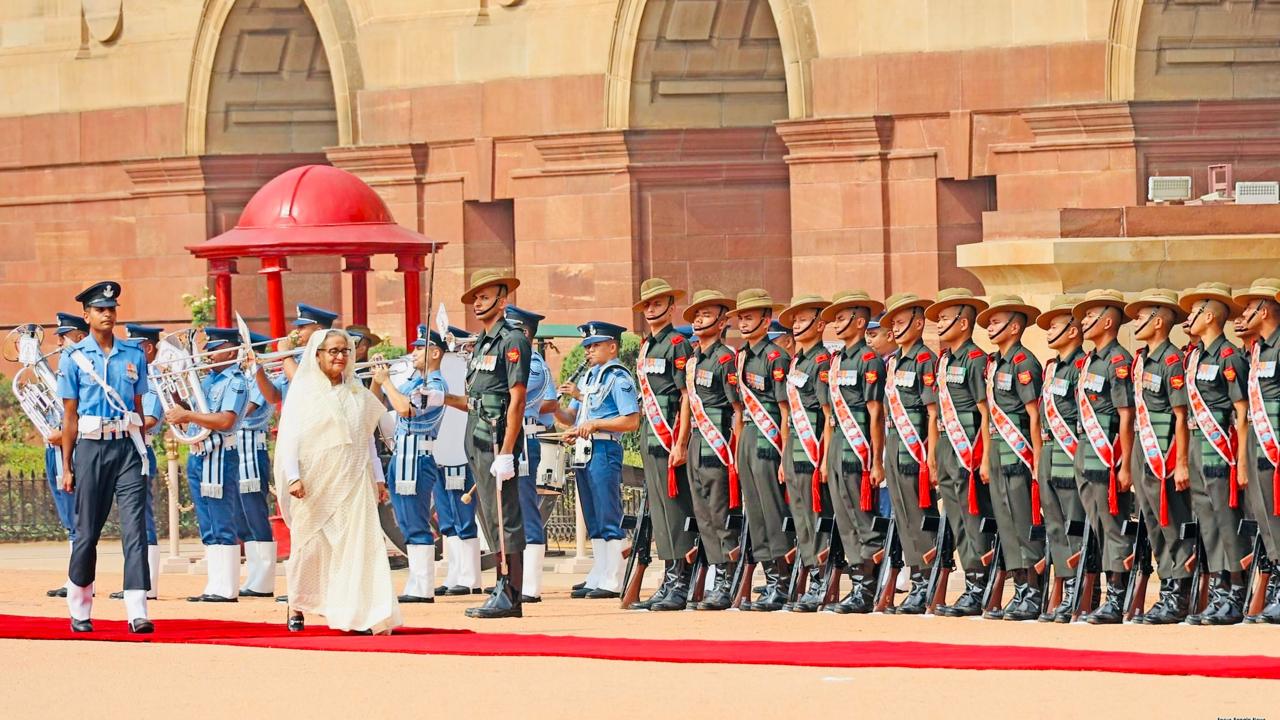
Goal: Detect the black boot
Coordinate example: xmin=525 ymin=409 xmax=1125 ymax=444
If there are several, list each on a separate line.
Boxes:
xmin=1246 ymin=571 xmax=1280 ymax=623
xmin=630 ymin=561 xmax=674 ymax=611
xmin=1203 ymin=582 xmax=1246 ymax=625
xmin=986 ymin=571 xmax=1026 ymax=620
xmin=937 ymin=572 xmax=986 ymax=617
xmin=1262 ymin=575 xmax=1280 ymax=624
xmin=827 ymin=562 xmax=875 ymax=614
xmin=895 ymin=570 xmax=929 ymax=615
xmin=465 ymin=553 xmax=524 ymax=619
xmin=1044 ymin=577 xmax=1077 ymax=623
xmin=1145 ymin=577 xmax=1190 ymax=625
xmin=1134 ymin=578 xmax=1170 ymax=624
xmin=1084 ymin=572 xmax=1127 ymax=625
xmin=1186 ymin=573 xmax=1227 ymax=625
xmin=652 ymin=560 xmax=692 ymax=611
xmin=1005 ymin=572 xmax=1043 ymax=621
xmin=791 ymin=567 xmax=828 ymax=613
xmin=748 ymin=560 xmax=789 ymax=612
xmin=696 ymin=564 xmax=733 ymax=611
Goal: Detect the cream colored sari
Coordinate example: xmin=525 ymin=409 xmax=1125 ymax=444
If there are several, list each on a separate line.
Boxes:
xmin=274 ymin=330 xmax=402 ymax=634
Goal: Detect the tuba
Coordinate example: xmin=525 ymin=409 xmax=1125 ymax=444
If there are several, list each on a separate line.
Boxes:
xmin=3 ymin=324 xmax=62 ymax=439
xmin=149 ymin=329 xmax=214 ymax=445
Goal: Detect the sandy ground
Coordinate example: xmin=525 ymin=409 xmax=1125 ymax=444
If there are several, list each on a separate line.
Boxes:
xmin=1 ymin=541 xmax=1278 ymax=719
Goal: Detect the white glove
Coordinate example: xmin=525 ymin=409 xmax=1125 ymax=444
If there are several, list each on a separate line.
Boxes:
xmin=424 ymin=389 xmax=445 ymax=408
xmin=491 ymin=453 xmax=516 ymax=482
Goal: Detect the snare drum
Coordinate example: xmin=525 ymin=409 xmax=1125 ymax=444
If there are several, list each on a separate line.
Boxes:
xmin=535 ymin=435 xmax=569 ymax=495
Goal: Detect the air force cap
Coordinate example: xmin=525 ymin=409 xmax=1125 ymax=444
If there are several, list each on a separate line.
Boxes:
xmin=124 ymin=324 xmax=162 ymax=344
xmin=55 ymin=312 xmax=89 ymax=336
xmin=293 ymin=303 xmax=338 ymax=329
xmin=578 ymin=321 xmax=626 ymax=347
xmin=411 ymin=324 xmax=447 ymax=351
xmin=203 ymin=327 xmax=242 ymax=351
xmin=75 ymin=281 xmax=121 ymax=309
xmin=505 ymin=305 xmax=546 ymax=335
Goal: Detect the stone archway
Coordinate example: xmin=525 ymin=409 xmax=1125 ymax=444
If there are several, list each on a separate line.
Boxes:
xmin=185 ymin=0 xmax=364 ymax=154
xmin=605 ymin=0 xmax=817 ymax=128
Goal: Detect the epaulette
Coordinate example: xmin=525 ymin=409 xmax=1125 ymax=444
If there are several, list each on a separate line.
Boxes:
xmin=1110 ymin=354 xmax=1125 ymax=364
xmin=815 ymin=353 xmax=830 ymax=364
xmin=967 ymin=349 xmax=985 ymax=360
xmin=767 ymin=350 xmax=781 ymax=362
xmin=862 ymin=351 xmax=876 ymax=361
xmin=671 ymin=335 xmax=684 ymax=345
xmin=718 ymin=353 xmax=734 ymax=365
xmin=1013 ymin=351 xmax=1026 ymax=364
xmin=916 ymin=351 xmax=932 ymax=364
xmin=1165 ymin=353 xmax=1179 ymax=366
xmin=1074 ymin=358 xmax=1086 ymax=369
xmin=1221 ymin=346 xmax=1234 ymax=358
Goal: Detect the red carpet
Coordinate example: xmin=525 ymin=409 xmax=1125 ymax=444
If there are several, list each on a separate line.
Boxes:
xmin=1 ymin=613 xmax=1277 ymax=680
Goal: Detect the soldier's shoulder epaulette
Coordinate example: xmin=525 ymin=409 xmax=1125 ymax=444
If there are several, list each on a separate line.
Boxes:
xmin=1221 ymin=345 xmax=1235 ymax=358
xmin=718 ymin=353 xmax=734 ymax=365
xmin=766 ymin=349 xmax=781 ymax=362
xmin=1013 ymin=351 xmax=1026 ymax=364
xmin=967 ymin=349 xmax=985 ymax=360
xmin=862 ymin=350 xmax=877 ymax=361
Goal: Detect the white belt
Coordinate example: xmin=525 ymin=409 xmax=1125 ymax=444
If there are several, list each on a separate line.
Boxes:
xmin=77 ymin=415 xmax=134 ymax=440
xmin=523 ymin=420 xmax=547 ymax=436
xmin=587 ymin=432 xmax=614 ymax=442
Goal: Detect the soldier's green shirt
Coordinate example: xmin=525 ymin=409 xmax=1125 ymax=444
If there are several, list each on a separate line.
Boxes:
xmin=466 ymin=319 xmax=532 ymax=403
xmin=1135 ymin=340 xmax=1188 ymax=414
xmin=786 ymin=342 xmax=832 ymax=414
xmin=889 ymin=340 xmax=938 ymax=409
xmin=679 ymin=338 xmax=739 ymax=410
xmin=989 ymin=341 xmax=1042 ymax=417
xmin=1253 ymin=327 xmax=1280 ymax=401
xmin=638 ymin=324 xmax=692 ymax=400
xmin=1040 ymin=345 xmax=1084 ymax=480
xmin=817 ymin=339 xmax=886 ymax=410
xmin=739 ymin=337 xmax=790 ymax=415
xmin=1191 ymin=334 xmax=1248 ymax=412
xmin=1077 ymin=339 xmax=1133 ymax=417
xmin=937 ymin=339 xmax=987 ymax=412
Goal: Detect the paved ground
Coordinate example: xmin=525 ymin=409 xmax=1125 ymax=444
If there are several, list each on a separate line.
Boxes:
xmin=1 ymin=540 xmax=1277 ymax=719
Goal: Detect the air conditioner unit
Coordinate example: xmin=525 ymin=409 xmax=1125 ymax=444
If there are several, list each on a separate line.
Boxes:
xmin=1235 ymin=181 xmax=1280 ymax=205
xmin=1147 ymin=176 xmax=1193 ymax=203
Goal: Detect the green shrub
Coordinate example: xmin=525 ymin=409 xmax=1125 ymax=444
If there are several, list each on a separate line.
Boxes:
xmin=0 ymin=442 xmax=47 ymax=475
xmin=182 ymin=290 xmax=216 ymax=328
xmin=557 ymin=332 xmax=643 ymax=467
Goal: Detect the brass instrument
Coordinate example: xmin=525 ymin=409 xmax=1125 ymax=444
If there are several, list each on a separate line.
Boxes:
xmin=150 ymin=329 xmax=214 ymax=446
xmin=3 ymin=324 xmax=62 ymax=439
xmin=353 ymin=355 xmax=413 ymax=380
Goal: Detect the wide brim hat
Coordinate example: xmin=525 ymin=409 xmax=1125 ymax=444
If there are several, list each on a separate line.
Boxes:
xmin=344 ymin=324 xmax=382 ymax=346
xmin=925 ymin=288 xmax=989 ymax=323
xmin=633 ymin=277 xmax=686 ymax=312
xmin=1071 ymin=289 xmax=1130 ymax=323
xmin=820 ymin=290 xmax=885 ymax=322
xmin=681 ymin=289 xmax=735 ymax=323
xmin=1178 ymin=282 xmax=1242 ymax=319
xmin=1232 ymin=277 xmax=1280 ymax=305
xmin=1123 ymin=288 xmax=1188 ymax=323
xmin=1035 ymin=294 xmax=1083 ymax=330
xmin=725 ymin=288 xmax=783 ymax=317
xmin=881 ymin=293 xmax=932 ymax=324
xmin=778 ymin=294 xmax=832 ymax=328
xmin=461 ymin=268 xmax=521 ymax=305
xmin=976 ymin=293 xmax=1041 ymax=327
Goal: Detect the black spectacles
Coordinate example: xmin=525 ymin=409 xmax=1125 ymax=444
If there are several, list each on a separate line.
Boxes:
xmin=321 ymin=348 xmax=352 ymax=358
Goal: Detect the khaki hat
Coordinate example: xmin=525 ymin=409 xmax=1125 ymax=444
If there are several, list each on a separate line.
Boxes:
xmin=461 ymin=268 xmax=520 ymax=304
xmin=632 ymin=277 xmax=686 ymax=312
xmin=1123 ymin=288 xmax=1187 ymax=323
xmin=344 ymin=324 xmax=382 ymax=347
xmin=726 ymin=288 xmax=783 ymax=317
xmin=976 ymin=293 xmax=1041 ymax=328
xmin=881 ymin=292 xmax=932 ymax=324
xmin=681 ymin=289 xmax=735 ymax=323
xmin=778 ymin=294 xmax=832 ymax=328
xmin=1178 ymin=282 xmax=1241 ymax=319
xmin=1071 ymin=289 xmax=1130 ymax=323
xmin=925 ymin=287 xmax=989 ymax=323
xmin=1035 ymin=294 xmax=1083 ymax=330
xmin=1233 ymin=277 xmax=1280 ymax=305
xmin=820 ymin=290 xmax=885 ymax=322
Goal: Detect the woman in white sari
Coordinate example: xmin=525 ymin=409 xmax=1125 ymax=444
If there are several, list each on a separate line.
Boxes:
xmin=275 ymin=329 xmax=402 ymax=634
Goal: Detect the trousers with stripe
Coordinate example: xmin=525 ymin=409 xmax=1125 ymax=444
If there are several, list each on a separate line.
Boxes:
xmin=519 ymin=431 xmax=547 ymax=545
xmin=388 ymin=433 xmax=441 ymax=546
xmin=435 ymin=464 xmax=478 ymax=540
xmin=186 ymin=434 xmax=241 ymax=546
xmin=44 ymin=444 xmax=78 ymax=542
xmin=574 ymin=439 xmax=624 ymax=541
xmin=233 ymin=430 xmax=274 ymax=542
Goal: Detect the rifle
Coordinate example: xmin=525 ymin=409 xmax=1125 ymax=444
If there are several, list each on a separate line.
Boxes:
xmin=922 ymin=512 xmax=954 ymax=613
xmin=684 ymin=517 xmax=708 ymax=605
xmin=1181 ymin=521 xmax=1209 ymax=616
xmin=1240 ymin=519 xmax=1270 ymax=617
xmin=979 ymin=517 xmax=1006 ymax=614
xmin=1068 ymin=518 xmax=1098 ymax=620
xmin=727 ymin=513 xmax=756 ymax=609
xmin=1122 ymin=513 xmax=1153 ymax=621
xmin=817 ymin=517 xmax=845 ymax=608
xmin=782 ymin=516 xmax=803 ymax=605
xmin=872 ymin=514 xmax=902 ymax=612
xmin=619 ymin=484 xmax=653 ymax=609
xmin=1030 ymin=523 xmax=1054 ymax=609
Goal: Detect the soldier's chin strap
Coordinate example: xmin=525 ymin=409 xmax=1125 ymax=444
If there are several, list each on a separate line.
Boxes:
xmin=833 ymin=310 xmax=861 ymax=338
xmin=1131 ymin=309 xmax=1158 ymax=339
xmin=892 ymin=308 xmax=920 ymax=343
xmin=1046 ymin=317 xmax=1075 ymax=346
xmin=645 ymin=297 xmax=674 ymax=323
xmin=741 ymin=311 xmax=769 ymax=340
xmin=792 ymin=314 xmax=818 ymax=341
xmin=692 ymin=307 xmax=725 ymax=334
xmin=473 ymin=286 xmax=508 ymax=320
xmin=937 ymin=311 xmax=963 ymax=340
xmin=1080 ymin=305 xmax=1112 ymax=338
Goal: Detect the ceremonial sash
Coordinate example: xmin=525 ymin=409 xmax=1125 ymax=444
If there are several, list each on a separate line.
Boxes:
xmin=936 ymin=351 xmax=983 ymax=515
xmin=1248 ymin=343 xmax=1280 ymax=516
xmin=884 ymin=354 xmax=930 ymax=508
xmin=736 ymin=351 xmax=784 ymax=453
xmin=685 ymin=352 xmax=738 ymax=508
xmin=1132 ymin=352 xmax=1177 ymax=526
xmin=829 ymin=353 xmax=875 ymax=511
xmin=1076 ymin=353 xmax=1120 ymax=515
xmin=1186 ymin=348 xmax=1239 ymax=508
xmin=70 ymin=349 xmax=149 ymax=476
xmin=985 ymin=357 xmax=1039 ymax=523
xmin=1041 ymin=359 xmax=1079 ymax=462
xmin=637 ymin=338 xmax=680 ymax=497
xmin=786 ymin=355 xmax=824 ymax=511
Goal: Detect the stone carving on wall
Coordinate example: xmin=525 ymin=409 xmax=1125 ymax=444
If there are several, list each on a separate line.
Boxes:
xmin=630 ymin=0 xmax=787 ymax=128
xmin=1135 ymin=0 xmax=1280 ymax=100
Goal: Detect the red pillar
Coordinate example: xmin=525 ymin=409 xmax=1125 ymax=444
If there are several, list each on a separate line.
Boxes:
xmin=259 ymin=257 xmax=289 ymax=343
xmin=397 ymin=254 xmax=424 ymax=347
xmin=209 ymin=259 xmax=237 ymax=328
xmin=344 ymin=256 xmax=371 ymax=325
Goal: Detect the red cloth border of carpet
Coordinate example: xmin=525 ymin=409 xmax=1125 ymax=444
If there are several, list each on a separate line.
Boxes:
xmin=2 ymin=613 xmax=1277 ymax=680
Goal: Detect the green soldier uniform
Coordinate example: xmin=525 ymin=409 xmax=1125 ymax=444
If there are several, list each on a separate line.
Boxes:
xmin=632 ymin=279 xmax=697 ymax=610
xmin=679 ymin=289 xmax=741 ymax=612
xmin=984 ymin=337 xmax=1046 ymax=574
xmin=1124 ymin=288 xmax=1197 ymax=625
xmin=459 ymin=269 xmax=532 ymax=619
xmin=880 ymin=293 xmax=941 ymax=614
xmin=1235 ymin=279 xmax=1280 ymax=624
xmin=817 ymin=290 xmax=887 ymax=614
xmin=729 ymin=289 xmax=793 ymax=611
xmin=1179 ymin=283 xmax=1250 ymax=624
xmin=1035 ymin=295 xmax=1087 ymax=622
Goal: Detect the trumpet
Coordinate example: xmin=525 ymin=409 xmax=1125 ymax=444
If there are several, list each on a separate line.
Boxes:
xmin=353 ymin=355 xmax=414 ymax=380
xmin=150 ymin=330 xmax=214 ymax=445
xmin=4 ymin=325 xmax=62 ymax=439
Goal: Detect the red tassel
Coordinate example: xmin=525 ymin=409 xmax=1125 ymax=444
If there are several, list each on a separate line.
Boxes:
xmin=667 ymin=465 xmax=678 ymax=499
xmin=1228 ymin=427 xmax=1239 ymax=509
xmin=860 ymin=470 xmax=873 ymax=512
xmin=1273 ymin=465 xmax=1280 ymax=517
xmin=1030 ymin=475 xmax=1043 ymax=526
xmin=811 ymin=470 xmax=822 ymax=512
xmin=728 ymin=463 xmax=741 ymax=510
xmin=967 ymin=468 xmax=980 ymax=516
xmin=1107 ymin=463 xmax=1120 ymax=516
xmin=1159 ymin=473 xmax=1170 ymax=528
xmin=918 ymin=463 xmax=931 ymax=509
